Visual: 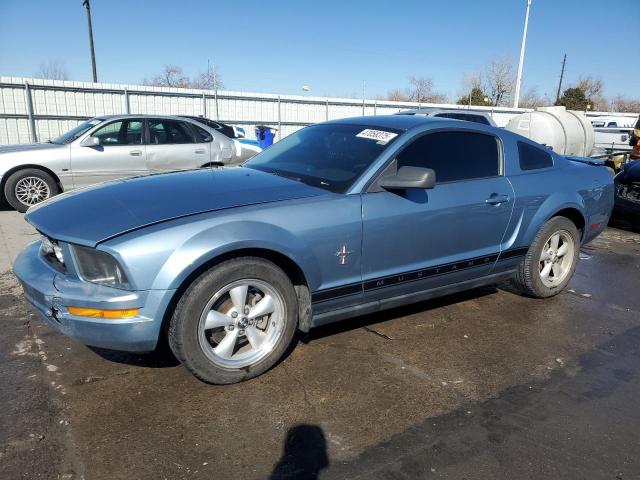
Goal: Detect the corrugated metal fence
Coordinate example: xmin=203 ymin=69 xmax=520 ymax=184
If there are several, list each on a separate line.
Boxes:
xmin=0 ymin=76 xmax=621 ymax=145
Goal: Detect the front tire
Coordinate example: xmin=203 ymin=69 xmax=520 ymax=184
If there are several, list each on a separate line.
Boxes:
xmin=4 ymin=168 xmax=59 ymax=212
xmin=168 ymin=257 xmax=298 ymax=384
xmin=512 ymin=217 xmax=580 ymax=298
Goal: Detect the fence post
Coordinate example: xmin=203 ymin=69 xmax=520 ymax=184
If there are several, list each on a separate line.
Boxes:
xmin=24 ymin=81 xmax=37 ymax=143
xmin=214 ymin=89 xmax=219 ymax=120
xmin=374 ymin=100 xmax=377 ymax=116
xmin=123 ymin=89 xmax=130 ymax=114
xmin=277 ymin=95 xmax=282 ymax=140
xmin=326 ymin=99 xmax=329 ymax=121
xmin=202 ymin=92 xmax=207 ymax=117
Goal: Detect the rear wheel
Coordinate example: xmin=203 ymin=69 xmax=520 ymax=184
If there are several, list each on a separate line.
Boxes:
xmin=512 ymin=217 xmax=580 ymax=298
xmin=168 ymin=257 xmax=298 ymax=384
xmin=4 ymin=168 xmax=59 ymax=212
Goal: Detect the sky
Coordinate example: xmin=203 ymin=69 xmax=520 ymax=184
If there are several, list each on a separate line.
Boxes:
xmin=0 ymin=0 xmax=638 ymax=102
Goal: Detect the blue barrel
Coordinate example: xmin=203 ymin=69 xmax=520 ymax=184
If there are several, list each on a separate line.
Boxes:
xmin=255 ymin=126 xmax=275 ymax=148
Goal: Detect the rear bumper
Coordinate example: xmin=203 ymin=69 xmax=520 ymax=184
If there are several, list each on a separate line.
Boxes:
xmin=13 ymin=242 xmax=175 ymax=352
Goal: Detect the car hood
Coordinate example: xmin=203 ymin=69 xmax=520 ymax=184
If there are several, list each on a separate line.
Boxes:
xmin=25 ymin=167 xmax=328 ymax=247
xmin=0 ymin=143 xmax=64 ymax=155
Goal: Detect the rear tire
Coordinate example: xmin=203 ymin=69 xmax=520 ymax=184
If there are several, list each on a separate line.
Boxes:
xmin=168 ymin=257 xmax=298 ymax=384
xmin=4 ymin=168 xmax=59 ymax=212
xmin=512 ymin=217 xmax=580 ymax=298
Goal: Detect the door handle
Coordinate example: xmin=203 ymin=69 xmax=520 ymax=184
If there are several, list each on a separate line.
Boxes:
xmin=485 ymin=193 xmax=510 ymax=205
xmin=194 ymin=148 xmax=206 ymax=154
xmin=129 ymin=150 xmax=143 ymax=156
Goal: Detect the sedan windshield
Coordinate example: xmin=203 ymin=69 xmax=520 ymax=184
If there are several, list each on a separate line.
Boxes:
xmin=245 ymin=124 xmax=401 ymax=193
xmin=51 ymin=118 xmax=104 ymax=144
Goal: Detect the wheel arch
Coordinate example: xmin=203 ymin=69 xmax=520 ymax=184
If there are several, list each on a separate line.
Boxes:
xmin=549 ymin=207 xmax=586 ymax=240
xmin=0 ymin=164 xmax=63 ymax=201
xmin=159 ymin=247 xmax=313 ymax=345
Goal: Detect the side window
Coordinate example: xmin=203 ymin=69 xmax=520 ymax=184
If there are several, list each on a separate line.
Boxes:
xmin=148 ymin=120 xmax=197 ymax=144
xmin=518 ymin=142 xmax=553 ymax=170
xmin=92 ymin=120 xmax=143 ymax=145
xmin=192 ymin=124 xmax=213 ymax=143
xmin=396 ymin=131 xmax=500 ymax=183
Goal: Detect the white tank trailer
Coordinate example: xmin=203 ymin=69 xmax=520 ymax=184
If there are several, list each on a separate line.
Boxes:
xmin=506 ymin=106 xmax=595 ymax=156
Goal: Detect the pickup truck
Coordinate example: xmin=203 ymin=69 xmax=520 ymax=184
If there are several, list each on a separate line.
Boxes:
xmin=13 ymin=115 xmax=614 ymax=384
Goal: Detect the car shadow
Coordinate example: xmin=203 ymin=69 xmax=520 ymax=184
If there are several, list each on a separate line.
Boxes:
xmin=85 ymin=286 xmax=501 ymax=371
xmin=87 ymin=343 xmax=180 ymax=368
xmin=303 ymin=285 xmax=499 ymax=343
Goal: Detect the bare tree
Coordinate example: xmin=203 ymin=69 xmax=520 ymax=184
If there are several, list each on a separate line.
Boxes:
xmin=34 ymin=61 xmax=70 ymax=80
xmin=460 ymin=71 xmax=483 ymax=93
xmin=386 ymin=88 xmax=409 ymax=102
xmin=518 ymin=86 xmax=547 ymax=109
xmin=407 ymin=76 xmax=446 ymax=103
xmin=192 ymin=63 xmax=224 ymax=90
xmin=610 ymin=95 xmax=640 ymax=114
xmin=577 ymin=75 xmax=604 ymax=99
xmin=385 ymin=76 xmax=446 ymax=103
xmin=577 ymin=75 xmax=606 ymax=110
xmin=143 ymin=65 xmax=191 ymax=88
xmin=484 ymin=56 xmax=515 ymax=106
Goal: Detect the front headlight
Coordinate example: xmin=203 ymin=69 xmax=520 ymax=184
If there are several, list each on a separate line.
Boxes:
xmin=72 ymin=245 xmax=132 ymax=290
xmin=40 ymin=236 xmax=65 ymax=266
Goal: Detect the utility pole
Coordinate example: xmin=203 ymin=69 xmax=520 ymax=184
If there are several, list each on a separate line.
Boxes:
xmin=362 ymin=80 xmax=366 ymax=115
xmin=513 ymin=0 xmax=532 ymax=109
xmin=555 ymin=54 xmax=566 ymax=104
xmin=82 ymin=0 xmax=98 ymax=82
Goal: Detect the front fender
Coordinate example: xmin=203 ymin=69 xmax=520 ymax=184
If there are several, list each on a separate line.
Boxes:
xmin=153 ymin=220 xmax=319 ymax=290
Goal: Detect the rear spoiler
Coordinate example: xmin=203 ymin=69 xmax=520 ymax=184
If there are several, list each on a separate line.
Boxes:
xmin=565 ymin=156 xmax=607 ymax=166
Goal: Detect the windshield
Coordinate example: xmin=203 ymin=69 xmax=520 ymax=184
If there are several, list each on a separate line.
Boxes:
xmin=51 ymin=118 xmax=104 ymax=144
xmin=245 ymin=123 xmax=401 ymax=193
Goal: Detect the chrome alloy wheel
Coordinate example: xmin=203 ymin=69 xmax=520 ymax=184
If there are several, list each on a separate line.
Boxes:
xmin=197 ymin=279 xmax=285 ymax=369
xmin=539 ymin=230 xmax=575 ymax=288
xmin=15 ymin=176 xmax=50 ymax=206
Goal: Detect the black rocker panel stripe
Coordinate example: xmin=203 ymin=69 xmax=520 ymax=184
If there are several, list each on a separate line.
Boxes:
xmin=311 ymin=283 xmax=362 ymax=303
xmin=311 ymin=246 xmax=529 ymax=303
xmin=362 ymin=253 xmax=499 ymax=291
xmin=497 ymin=246 xmax=529 ymax=259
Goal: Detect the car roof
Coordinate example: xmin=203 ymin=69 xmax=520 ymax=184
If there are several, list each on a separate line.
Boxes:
xmin=92 ymin=114 xmax=213 ymax=122
xmin=324 ymin=114 xmax=446 ymax=132
xmin=398 ymin=108 xmax=492 ymax=117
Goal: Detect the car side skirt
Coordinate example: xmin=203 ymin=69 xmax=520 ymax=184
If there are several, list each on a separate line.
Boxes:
xmin=310 ymin=269 xmax=517 ymax=328
xmin=309 ymin=246 xmax=529 ymax=328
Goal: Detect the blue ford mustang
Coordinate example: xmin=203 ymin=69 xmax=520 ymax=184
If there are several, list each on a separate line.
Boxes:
xmin=14 ymin=115 xmax=614 ymax=384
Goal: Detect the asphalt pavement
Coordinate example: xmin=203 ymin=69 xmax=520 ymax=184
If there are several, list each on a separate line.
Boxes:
xmin=1 ymin=208 xmax=639 ymax=480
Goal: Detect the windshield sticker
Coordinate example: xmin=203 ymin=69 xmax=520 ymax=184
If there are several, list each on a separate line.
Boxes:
xmin=356 ymin=129 xmax=398 ymax=144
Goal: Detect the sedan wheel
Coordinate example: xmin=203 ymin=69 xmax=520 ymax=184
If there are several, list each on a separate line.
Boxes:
xmin=4 ymin=168 xmax=60 ymax=213
xmin=198 ymin=279 xmax=285 ymax=369
xmin=15 ymin=176 xmax=50 ymax=206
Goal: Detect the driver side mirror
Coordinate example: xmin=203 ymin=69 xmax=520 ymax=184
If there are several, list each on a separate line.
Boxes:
xmin=379 ymin=166 xmax=436 ymax=190
xmin=80 ymin=136 xmax=100 ymax=147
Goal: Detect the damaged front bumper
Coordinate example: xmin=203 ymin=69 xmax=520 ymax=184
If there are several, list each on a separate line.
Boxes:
xmin=13 ymin=241 xmax=174 ymax=352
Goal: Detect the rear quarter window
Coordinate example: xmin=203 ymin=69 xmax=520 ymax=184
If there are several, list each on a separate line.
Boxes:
xmin=518 ymin=142 xmax=553 ymax=170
